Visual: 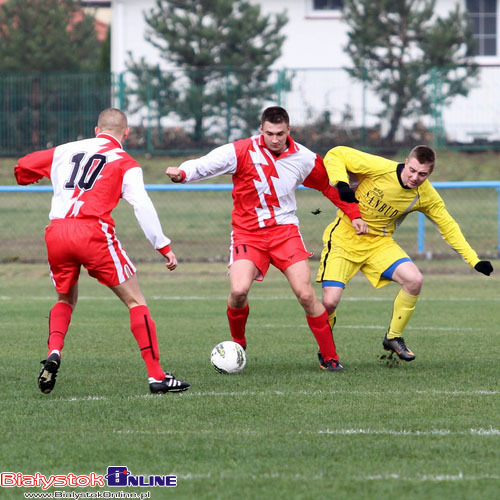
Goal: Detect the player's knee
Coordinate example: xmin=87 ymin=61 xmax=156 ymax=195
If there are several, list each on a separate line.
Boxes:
xmin=229 ymin=288 xmax=249 ymax=308
xmin=416 ymin=271 xmax=424 ymax=288
xmin=295 ymin=288 xmax=316 ymax=309
xmin=322 ymin=297 xmax=339 ymax=315
xmin=322 ymin=287 xmax=342 ymax=313
xmin=406 ymin=271 xmax=423 ymax=295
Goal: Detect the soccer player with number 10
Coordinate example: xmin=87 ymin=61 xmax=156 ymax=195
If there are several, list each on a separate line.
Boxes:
xmin=14 ymin=108 xmax=190 ymax=395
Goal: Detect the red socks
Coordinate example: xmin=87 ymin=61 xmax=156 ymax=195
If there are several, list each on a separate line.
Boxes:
xmin=227 ymin=304 xmax=249 ymax=348
xmin=306 ymin=310 xmax=339 ymax=362
xmin=47 ymin=303 xmax=166 ymax=381
xmin=227 ymin=306 xmax=338 ymax=361
xmin=130 ymin=305 xmax=164 ymax=380
xmin=47 ymin=302 xmax=73 ymax=356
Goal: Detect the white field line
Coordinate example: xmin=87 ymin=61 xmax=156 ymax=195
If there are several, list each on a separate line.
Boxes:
xmin=274 ymin=324 xmax=482 ymax=331
xmin=157 ymin=471 xmax=500 ymax=482
xmin=317 ymin=428 xmax=500 ymax=436
xmin=111 ymin=427 xmax=500 ymax=437
xmin=50 ymin=388 xmax=500 ymax=403
xmin=265 ymin=322 xmax=493 ymax=332
xmin=363 ymin=472 xmax=500 ymax=482
xmin=1 ymin=295 xmax=500 ymax=302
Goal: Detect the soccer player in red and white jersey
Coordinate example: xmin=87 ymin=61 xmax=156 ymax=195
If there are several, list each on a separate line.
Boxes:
xmin=166 ymin=106 xmax=367 ymax=371
xmin=14 ymin=108 xmax=189 ymax=394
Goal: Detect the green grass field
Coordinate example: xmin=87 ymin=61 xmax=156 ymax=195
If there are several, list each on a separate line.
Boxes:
xmin=1 ymin=260 xmax=499 ymax=500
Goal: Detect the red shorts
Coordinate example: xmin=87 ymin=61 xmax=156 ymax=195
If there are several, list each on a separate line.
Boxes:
xmin=229 ymin=224 xmax=313 ymax=281
xmin=45 ymin=219 xmax=136 ymax=294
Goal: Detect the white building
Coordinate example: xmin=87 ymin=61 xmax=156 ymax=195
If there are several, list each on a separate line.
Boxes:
xmin=111 ymin=0 xmax=500 ymax=143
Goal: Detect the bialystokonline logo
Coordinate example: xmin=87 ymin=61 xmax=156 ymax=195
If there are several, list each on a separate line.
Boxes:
xmin=0 ymin=467 xmax=177 ymax=490
xmin=105 ymin=467 xmax=176 ymax=487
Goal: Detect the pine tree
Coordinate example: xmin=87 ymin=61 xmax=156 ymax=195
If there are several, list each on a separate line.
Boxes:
xmin=0 ymin=0 xmax=107 ymax=152
xmin=0 ymin=0 xmax=100 ymax=72
xmin=128 ymin=0 xmax=288 ymax=141
xmin=343 ymin=0 xmax=478 ymax=143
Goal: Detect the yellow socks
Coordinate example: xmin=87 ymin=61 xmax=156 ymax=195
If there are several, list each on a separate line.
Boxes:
xmin=387 ymin=289 xmax=418 ymax=339
xmin=328 ymin=312 xmax=337 ymax=329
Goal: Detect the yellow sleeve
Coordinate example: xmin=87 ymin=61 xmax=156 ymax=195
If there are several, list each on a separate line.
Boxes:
xmin=323 ymin=146 xmax=397 ymax=185
xmin=420 ymin=184 xmax=480 ymax=267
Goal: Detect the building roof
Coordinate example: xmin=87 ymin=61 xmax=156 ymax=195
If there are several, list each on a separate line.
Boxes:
xmin=0 ymin=0 xmax=109 ymax=42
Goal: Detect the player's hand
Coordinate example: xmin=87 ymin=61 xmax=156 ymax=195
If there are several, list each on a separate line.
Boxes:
xmin=352 ymin=218 xmax=368 ymax=235
xmin=163 ymin=250 xmax=178 ymax=271
xmin=166 ymin=167 xmax=185 ymax=183
xmin=474 ymin=260 xmax=493 ymax=276
xmin=336 ymin=181 xmax=358 ymax=203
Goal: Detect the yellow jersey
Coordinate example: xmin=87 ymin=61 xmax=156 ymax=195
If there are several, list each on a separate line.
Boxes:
xmin=323 ymin=146 xmax=480 ymax=267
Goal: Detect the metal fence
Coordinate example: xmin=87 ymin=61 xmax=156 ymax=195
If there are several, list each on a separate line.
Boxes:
xmin=1 ymin=183 xmax=498 ymax=265
xmin=0 ymin=73 xmax=111 ymax=155
xmin=1 ymin=66 xmax=500 ymax=156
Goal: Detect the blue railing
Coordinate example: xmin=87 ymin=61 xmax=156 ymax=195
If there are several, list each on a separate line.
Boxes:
xmin=3 ymin=181 xmax=500 ymax=256
xmin=414 ymin=181 xmax=500 ymax=257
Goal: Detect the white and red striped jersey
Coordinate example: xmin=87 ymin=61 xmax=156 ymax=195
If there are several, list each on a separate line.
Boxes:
xmin=179 ymin=134 xmax=361 ymax=231
xmin=14 ymin=133 xmax=170 ymax=252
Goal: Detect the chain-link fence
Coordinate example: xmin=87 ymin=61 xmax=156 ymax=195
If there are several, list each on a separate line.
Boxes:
xmin=0 ymin=73 xmax=111 ymax=156
xmin=1 ymin=183 xmax=498 ymax=264
xmin=1 ymin=66 xmax=500 ymax=156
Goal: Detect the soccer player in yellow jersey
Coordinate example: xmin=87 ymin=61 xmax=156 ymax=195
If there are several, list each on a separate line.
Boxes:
xmin=317 ymin=145 xmax=493 ymax=362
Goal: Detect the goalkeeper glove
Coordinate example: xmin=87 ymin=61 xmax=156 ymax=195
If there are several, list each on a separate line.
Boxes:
xmin=474 ymin=261 xmax=493 ymax=276
xmin=336 ymin=181 xmax=358 ymax=203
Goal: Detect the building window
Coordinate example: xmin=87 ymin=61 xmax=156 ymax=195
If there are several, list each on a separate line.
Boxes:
xmin=313 ymin=0 xmax=343 ymax=10
xmin=307 ymin=0 xmax=343 ymax=18
xmin=466 ymin=0 xmax=497 ymax=56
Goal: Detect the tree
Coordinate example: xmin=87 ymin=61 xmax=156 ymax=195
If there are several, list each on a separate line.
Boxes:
xmin=127 ymin=57 xmax=179 ymax=123
xmin=0 ymin=0 xmax=107 ymax=152
xmin=0 ymin=0 xmax=101 ymax=72
xmin=97 ymin=27 xmax=111 ymax=73
xmin=343 ymin=0 xmax=478 ymax=143
xmin=128 ymin=0 xmax=288 ymax=141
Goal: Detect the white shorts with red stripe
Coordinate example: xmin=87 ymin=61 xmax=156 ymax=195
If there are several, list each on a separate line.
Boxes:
xmin=45 ymin=218 xmax=136 ymax=293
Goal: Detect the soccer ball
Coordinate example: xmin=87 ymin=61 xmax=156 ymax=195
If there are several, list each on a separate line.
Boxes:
xmin=210 ymin=341 xmax=246 ymax=374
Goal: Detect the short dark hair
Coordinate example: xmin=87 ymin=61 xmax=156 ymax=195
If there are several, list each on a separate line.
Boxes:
xmin=97 ymin=108 xmax=128 ymax=132
xmin=408 ymin=145 xmax=436 ymax=171
xmin=261 ymin=106 xmax=289 ymax=126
